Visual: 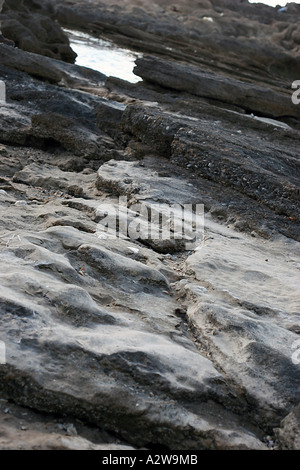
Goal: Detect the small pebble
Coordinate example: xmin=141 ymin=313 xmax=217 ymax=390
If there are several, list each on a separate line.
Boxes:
xmin=14 ymin=201 xmax=27 ymax=206
xmin=65 ymin=423 xmax=77 ymax=436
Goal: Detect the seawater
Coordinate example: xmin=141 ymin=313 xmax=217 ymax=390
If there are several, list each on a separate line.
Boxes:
xmin=64 ymin=28 xmax=142 ymax=83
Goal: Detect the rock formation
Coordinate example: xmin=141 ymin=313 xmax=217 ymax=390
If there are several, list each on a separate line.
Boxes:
xmin=0 ymin=0 xmax=76 ymax=62
xmin=0 ymin=0 xmax=299 ymax=450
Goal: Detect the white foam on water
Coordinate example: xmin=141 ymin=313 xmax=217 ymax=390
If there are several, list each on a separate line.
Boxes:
xmin=64 ymin=29 xmax=142 ymax=83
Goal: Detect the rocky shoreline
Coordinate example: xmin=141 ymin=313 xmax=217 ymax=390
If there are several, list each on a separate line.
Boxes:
xmin=0 ymin=0 xmax=299 ymax=450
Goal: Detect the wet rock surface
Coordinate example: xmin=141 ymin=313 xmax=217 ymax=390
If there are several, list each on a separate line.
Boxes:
xmin=0 ymin=0 xmax=299 ymax=450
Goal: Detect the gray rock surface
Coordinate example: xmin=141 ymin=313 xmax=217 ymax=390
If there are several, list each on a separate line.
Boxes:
xmin=0 ymin=0 xmax=299 ymax=451
xmin=275 ymin=405 xmax=300 ymax=450
xmin=134 ymin=56 xmax=299 ymax=119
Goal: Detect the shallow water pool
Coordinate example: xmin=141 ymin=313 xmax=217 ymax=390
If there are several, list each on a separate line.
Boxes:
xmin=64 ymin=28 xmax=142 ymax=83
